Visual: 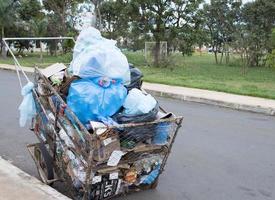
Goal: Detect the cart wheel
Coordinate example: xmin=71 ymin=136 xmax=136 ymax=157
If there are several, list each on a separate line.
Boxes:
xmin=150 ymin=178 xmax=159 ymax=189
xmin=34 ymin=143 xmax=54 ymax=185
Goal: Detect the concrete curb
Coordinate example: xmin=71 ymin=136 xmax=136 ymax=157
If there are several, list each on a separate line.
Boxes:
xmin=0 ymin=64 xmax=34 ymax=73
xmin=146 ymin=89 xmax=275 ymax=116
xmin=0 ymin=157 xmax=71 ymax=200
xmin=1 ymin=64 xmax=275 ymax=116
xmin=143 ymin=83 xmax=275 ymax=116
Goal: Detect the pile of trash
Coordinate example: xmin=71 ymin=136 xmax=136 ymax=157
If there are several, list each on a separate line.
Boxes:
xmin=32 ymin=27 xmax=177 ymax=198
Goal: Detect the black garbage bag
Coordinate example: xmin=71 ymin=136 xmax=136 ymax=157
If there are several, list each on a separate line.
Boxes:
xmin=126 ymin=64 xmax=143 ymax=91
xmin=113 ymin=104 xmax=159 ymax=148
xmin=112 ymin=103 xmax=159 ymax=124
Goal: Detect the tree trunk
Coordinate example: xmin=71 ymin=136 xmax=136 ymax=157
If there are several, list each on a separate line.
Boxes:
xmin=214 ymin=51 xmax=218 ymax=64
xmin=199 ymin=45 xmax=202 ymax=56
xmin=220 ymin=52 xmax=224 ymax=64
xmin=97 ymin=4 xmax=102 ymax=30
xmin=224 ymin=43 xmax=229 ymax=65
xmin=1 ymin=26 xmax=7 ymax=58
xmin=40 ymin=41 xmax=43 ymax=63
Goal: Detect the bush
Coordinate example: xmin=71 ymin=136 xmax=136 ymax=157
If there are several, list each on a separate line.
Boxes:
xmin=266 ymin=50 xmax=275 ymax=68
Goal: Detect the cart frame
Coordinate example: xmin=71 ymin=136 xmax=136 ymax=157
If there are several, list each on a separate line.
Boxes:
xmin=3 ymin=37 xmax=183 ymax=200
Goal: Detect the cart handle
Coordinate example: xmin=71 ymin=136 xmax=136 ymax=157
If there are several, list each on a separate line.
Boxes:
xmin=2 ymin=37 xmax=75 ymax=88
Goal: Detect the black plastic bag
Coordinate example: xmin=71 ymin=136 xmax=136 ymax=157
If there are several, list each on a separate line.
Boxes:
xmin=112 ymin=104 xmax=159 ymax=147
xmin=126 ymin=64 xmax=143 ymax=91
xmin=112 ymin=103 xmax=159 ymax=124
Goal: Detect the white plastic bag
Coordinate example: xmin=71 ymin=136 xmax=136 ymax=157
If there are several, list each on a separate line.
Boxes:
xmin=18 ymin=82 xmax=36 ymax=127
xmin=123 ymin=88 xmax=157 ymax=115
xmin=70 ymin=27 xmax=130 ymax=85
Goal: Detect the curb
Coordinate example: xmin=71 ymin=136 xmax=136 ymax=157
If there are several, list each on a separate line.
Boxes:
xmin=0 ymin=157 xmax=71 ymax=200
xmin=1 ymin=64 xmax=275 ymax=116
xmin=0 ymin=64 xmax=34 ymax=73
xmin=145 ymin=89 xmax=275 ymax=116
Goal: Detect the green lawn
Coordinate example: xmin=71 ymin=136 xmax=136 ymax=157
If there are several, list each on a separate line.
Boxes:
xmin=0 ymin=52 xmax=72 ymax=67
xmin=1 ymin=51 xmax=275 ymax=99
xmin=125 ymin=51 xmax=275 ymax=99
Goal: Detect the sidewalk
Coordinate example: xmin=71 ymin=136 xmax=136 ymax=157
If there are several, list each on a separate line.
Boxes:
xmin=1 ymin=63 xmax=275 ymax=115
xmin=143 ymin=82 xmax=275 ymax=115
xmin=0 ymin=157 xmax=70 ymax=200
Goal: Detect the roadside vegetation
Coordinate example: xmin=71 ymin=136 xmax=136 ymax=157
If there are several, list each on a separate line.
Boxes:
xmin=0 ymin=0 xmax=274 ymax=99
xmin=1 ymin=51 xmax=275 ymax=99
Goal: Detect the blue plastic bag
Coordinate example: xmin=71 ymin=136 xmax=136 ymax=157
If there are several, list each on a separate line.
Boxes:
xmin=140 ymin=165 xmax=160 ymax=185
xmin=152 ymin=122 xmax=171 ymax=145
xmin=18 ymin=82 xmax=36 ymax=127
xmin=70 ymin=27 xmax=130 ymax=85
xmin=67 ymin=77 xmax=127 ymax=124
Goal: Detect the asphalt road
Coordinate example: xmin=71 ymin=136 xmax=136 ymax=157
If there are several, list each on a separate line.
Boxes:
xmin=0 ymin=69 xmax=275 ymax=200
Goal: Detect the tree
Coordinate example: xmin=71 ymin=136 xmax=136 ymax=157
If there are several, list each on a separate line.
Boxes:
xmin=241 ymin=0 xmax=275 ymax=67
xmin=203 ymin=0 xmax=242 ymax=64
xmin=42 ymin=0 xmax=83 ymax=55
xmin=42 ymin=0 xmax=82 ymax=35
xmin=128 ymin=0 xmax=202 ymax=65
xmin=100 ymin=0 xmax=130 ymax=40
xmin=0 ymin=0 xmax=19 ymax=57
xmin=266 ymin=28 xmax=275 ymax=67
xmin=18 ymin=0 xmax=42 ymax=21
xmin=90 ymin=0 xmax=103 ymax=29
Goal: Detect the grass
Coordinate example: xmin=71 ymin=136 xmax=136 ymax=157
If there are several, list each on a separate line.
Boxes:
xmin=1 ymin=50 xmax=275 ymax=99
xmin=0 ymin=52 xmax=72 ymax=67
xmin=125 ymin=51 xmax=275 ymax=99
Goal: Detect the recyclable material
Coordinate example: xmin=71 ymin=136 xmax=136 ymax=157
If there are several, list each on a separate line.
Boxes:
xmin=153 ymin=112 xmax=175 ymax=144
xmin=124 ymin=169 xmax=138 ymax=184
xmin=134 ymin=155 xmax=163 ymax=174
xmin=50 ymin=71 xmax=64 ymax=86
xmin=67 ymin=77 xmax=127 ymax=124
xmin=140 ymin=165 xmax=160 ymax=185
xmin=107 ymin=150 xmax=125 ymax=166
xmin=41 ymin=63 xmax=67 ymax=78
xmin=21 ymin=27 xmax=183 ymax=200
xmin=69 ymin=27 xmax=130 ymax=85
xmin=87 ymin=121 xmax=107 ymax=136
xmin=93 ymin=132 xmax=121 ymax=162
xmin=152 ymin=122 xmax=171 ymax=145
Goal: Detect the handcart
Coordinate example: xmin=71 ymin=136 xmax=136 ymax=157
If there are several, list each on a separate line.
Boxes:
xmin=3 ymin=37 xmax=183 ymax=200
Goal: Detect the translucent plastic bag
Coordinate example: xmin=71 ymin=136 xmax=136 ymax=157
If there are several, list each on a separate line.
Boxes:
xmin=67 ymin=77 xmax=127 ymax=124
xmin=123 ymin=88 xmax=157 ymax=115
xmin=18 ymin=82 xmax=36 ymax=127
xmin=70 ymin=27 xmax=130 ymax=85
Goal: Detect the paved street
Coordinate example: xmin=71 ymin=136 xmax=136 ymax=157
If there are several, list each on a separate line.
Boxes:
xmin=0 ymin=69 xmax=275 ymax=200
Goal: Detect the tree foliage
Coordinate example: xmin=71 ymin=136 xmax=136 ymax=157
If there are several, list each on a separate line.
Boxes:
xmin=240 ymin=0 xmax=275 ymax=66
xmin=203 ymin=0 xmax=242 ymax=64
xmin=0 ymin=0 xmax=274 ymax=67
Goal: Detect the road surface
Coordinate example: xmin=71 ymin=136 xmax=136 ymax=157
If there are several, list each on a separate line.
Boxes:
xmin=0 ymin=69 xmax=275 ymax=200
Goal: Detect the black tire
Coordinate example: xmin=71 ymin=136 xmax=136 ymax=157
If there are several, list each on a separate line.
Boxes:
xmin=34 ymin=143 xmax=54 ymax=185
